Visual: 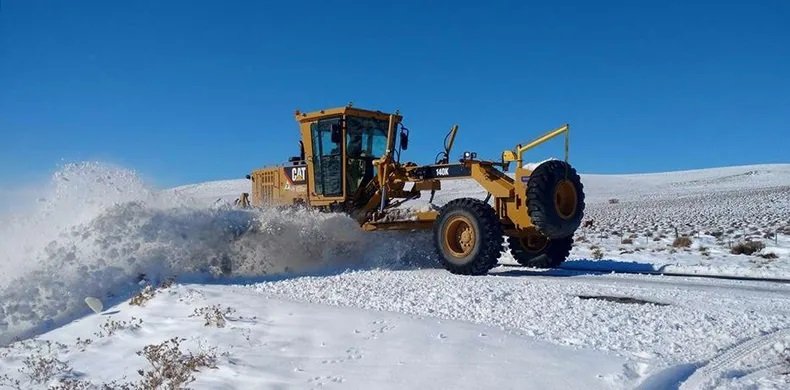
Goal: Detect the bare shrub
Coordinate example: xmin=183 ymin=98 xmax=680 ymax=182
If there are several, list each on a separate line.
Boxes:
xmin=608 ymin=198 xmax=620 ymax=204
xmin=592 ymin=247 xmax=604 ymax=260
xmin=758 ymin=252 xmax=778 ymax=260
xmin=672 ymin=236 xmax=692 ymax=248
xmin=2 ymin=355 xmax=76 ymax=389
xmin=0 ymin=374 xmax=21 ymax=389
xmin=130 ymin=285 xmax=157 ymax=307
xmin=731 ymin=241 xmax=765 ymax=255
xmin=20 ymin=354 xmax=71 ymax=384
xmin=75 ymin=337 xmax=93 ymax=351
xmin=190 ymin=305 xmax=236 ymax=328
xmin=130 ymin=279 xmax=175 ymax=307
xmin=621 ymin=238 xmax=633 ymax=245
xmin=49 ymin=378 xmax=94 ymax=390
xmin=136 ymin=338 xmax=217 ymax=389
xmin=95 ymin=317 xmax=143 ymax=338
xmin=0 ymin=341 xmax=82 ymax=389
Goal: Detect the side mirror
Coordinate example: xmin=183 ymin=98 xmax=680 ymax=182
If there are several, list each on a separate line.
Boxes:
xmin=330 ymin=123 xmax=342 ymax=144
xmin=399 ymin=128 xmax=409 ymax=150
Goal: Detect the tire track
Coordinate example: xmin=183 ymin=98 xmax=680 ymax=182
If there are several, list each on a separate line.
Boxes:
xmin=679 ymin=328 xmax=790 ymax=390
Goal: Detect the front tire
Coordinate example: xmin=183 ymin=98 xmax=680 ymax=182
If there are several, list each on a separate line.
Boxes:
xmin=434 ymin=198 xmax=504 ymax=275
xmin=526 ymin=160 xmax=585 ymax=239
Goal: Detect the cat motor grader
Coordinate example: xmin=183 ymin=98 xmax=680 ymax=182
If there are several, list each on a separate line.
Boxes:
xmin=241 ymin=105 xmax=585 ymax=275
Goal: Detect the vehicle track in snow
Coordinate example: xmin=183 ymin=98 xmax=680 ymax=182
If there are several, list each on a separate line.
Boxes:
xmin=491 ymin=266 xmax=790 ymax=297
xmin=517 ymin=263 xmax=790 ymax=284
xmin=679 ymin=328 xmax=790 ymax=390
xmin=254 ymin=267 xmax=790 ymax=367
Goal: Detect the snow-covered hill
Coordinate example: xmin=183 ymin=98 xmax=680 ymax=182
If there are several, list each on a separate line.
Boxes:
xmin=1 ymin=162 xmax=789 ymax=389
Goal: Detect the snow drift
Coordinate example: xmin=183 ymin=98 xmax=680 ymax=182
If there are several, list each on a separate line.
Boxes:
xmin=0 ymin=162 xmax=432 ymax=345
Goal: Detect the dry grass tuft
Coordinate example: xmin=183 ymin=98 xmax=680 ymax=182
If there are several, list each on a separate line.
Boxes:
xmin=672 ymin=236 xmax=693 ymax=248
xmin=731 ymin=241 xmax=765 ymax=256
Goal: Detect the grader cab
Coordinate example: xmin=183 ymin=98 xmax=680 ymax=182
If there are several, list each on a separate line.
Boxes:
xmin=244 ymin=105 xmax=585 ymax=275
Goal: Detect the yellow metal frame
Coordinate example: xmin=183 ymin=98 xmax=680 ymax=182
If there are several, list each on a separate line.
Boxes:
xmin=245 ymin=106 xmax=575 ymax=241
xmin=503 ymin=124 xmax=569 ymax=167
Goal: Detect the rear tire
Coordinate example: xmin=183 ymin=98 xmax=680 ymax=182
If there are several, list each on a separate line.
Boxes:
xmin=434 ymin=198 xmax=504 ymax=275
xmin=509 ymin=235 xmax=573 ymax=268
xmin=527 ymin=160 xmax=585 ymax=239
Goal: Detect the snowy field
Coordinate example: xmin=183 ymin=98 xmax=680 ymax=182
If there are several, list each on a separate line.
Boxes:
xmin=1 ymin=162 xmax=789 ymax=389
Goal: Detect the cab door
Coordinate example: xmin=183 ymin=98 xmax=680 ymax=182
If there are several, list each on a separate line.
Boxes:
xmin=307 ymin=117 xmax=345 ymax=201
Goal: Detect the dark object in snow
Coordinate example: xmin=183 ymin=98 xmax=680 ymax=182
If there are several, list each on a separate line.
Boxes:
xmin=577 ymin=295 xmax=669 ymax=306
xmin=731 ymin=241 xmax=765 ymax=256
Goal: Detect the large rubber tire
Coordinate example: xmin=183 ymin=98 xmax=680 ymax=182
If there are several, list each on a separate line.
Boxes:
xmin=527 ymin=160 xmax=585 ymax=239
xmin=433 ymin=198 xmax=504 ymax=275
xmin=509 ymin=236 xmax=573 ymax=268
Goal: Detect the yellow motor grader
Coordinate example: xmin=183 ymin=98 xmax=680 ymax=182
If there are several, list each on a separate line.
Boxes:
xmin=241 ymin=105 xmax=585 ymax=275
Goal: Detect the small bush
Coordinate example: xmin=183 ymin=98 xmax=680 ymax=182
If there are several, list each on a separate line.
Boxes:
xmin=94 ymin=317 xmax=143 ymax=338
xmin=136 ymin=338 xmax=217 ymax=389
xmin=608 ymin=198 xmax=620 ymax=204
xmin=49 ymin=378 xmax=93 ymax=390
xmin=130 ymin=285 xmax=157 ymax=307
xmin=731 ymin=241 xmax=765 ymax=255
xmin=130 ymin=279 xmax=175 ymax=307
xmin=74 ymin=337 xmax=93 ymax=351
xmin=758 ymin=252 xmax=778 ymax=260
xmin=190 ymin=305 xmax=236 ymax=328
xmin=20 ymin=355 xmax=70 ymax=384
xmin=621 ymin=238 xmax=633 ymax=245
xmin=0 ymin=374 xmax=20 ymax=389
xmin=592 ymin=248 xmax=604 ymax=260
xmin=0 ymin=341 xmax=79 ymax=389
xmin=672 ymin=236 xmax=692 ymax=248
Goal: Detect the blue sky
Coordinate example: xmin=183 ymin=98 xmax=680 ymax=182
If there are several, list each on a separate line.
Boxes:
xmin=1 ymin=1 xmax=788 ymax=187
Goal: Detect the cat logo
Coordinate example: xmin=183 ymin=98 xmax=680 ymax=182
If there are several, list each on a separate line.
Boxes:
xmin=292 ymin=166 xmax=306 ymax=182
xmin=436 ymin=167 xmax=450 ymax=176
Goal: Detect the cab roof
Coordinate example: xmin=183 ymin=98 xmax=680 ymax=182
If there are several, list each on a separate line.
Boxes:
xmin=294 ymin=106 xmax=402 ymax=123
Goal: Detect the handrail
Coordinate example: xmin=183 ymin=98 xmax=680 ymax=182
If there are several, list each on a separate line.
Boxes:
xmin=516 ymin=124 xmax=569 ymax=165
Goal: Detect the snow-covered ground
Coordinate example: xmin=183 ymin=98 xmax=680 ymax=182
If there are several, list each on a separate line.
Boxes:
xmin=1 ymin=162 xmax=789 ymax=389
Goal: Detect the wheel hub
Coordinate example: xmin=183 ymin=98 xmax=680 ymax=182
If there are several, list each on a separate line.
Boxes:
xmin=444 ymin=216 xmax=476 ymax=258
xmin=519 ymin=229 xmax=548 ymax=253
xmin=554 ymin=179 xmax=578 ymax=220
